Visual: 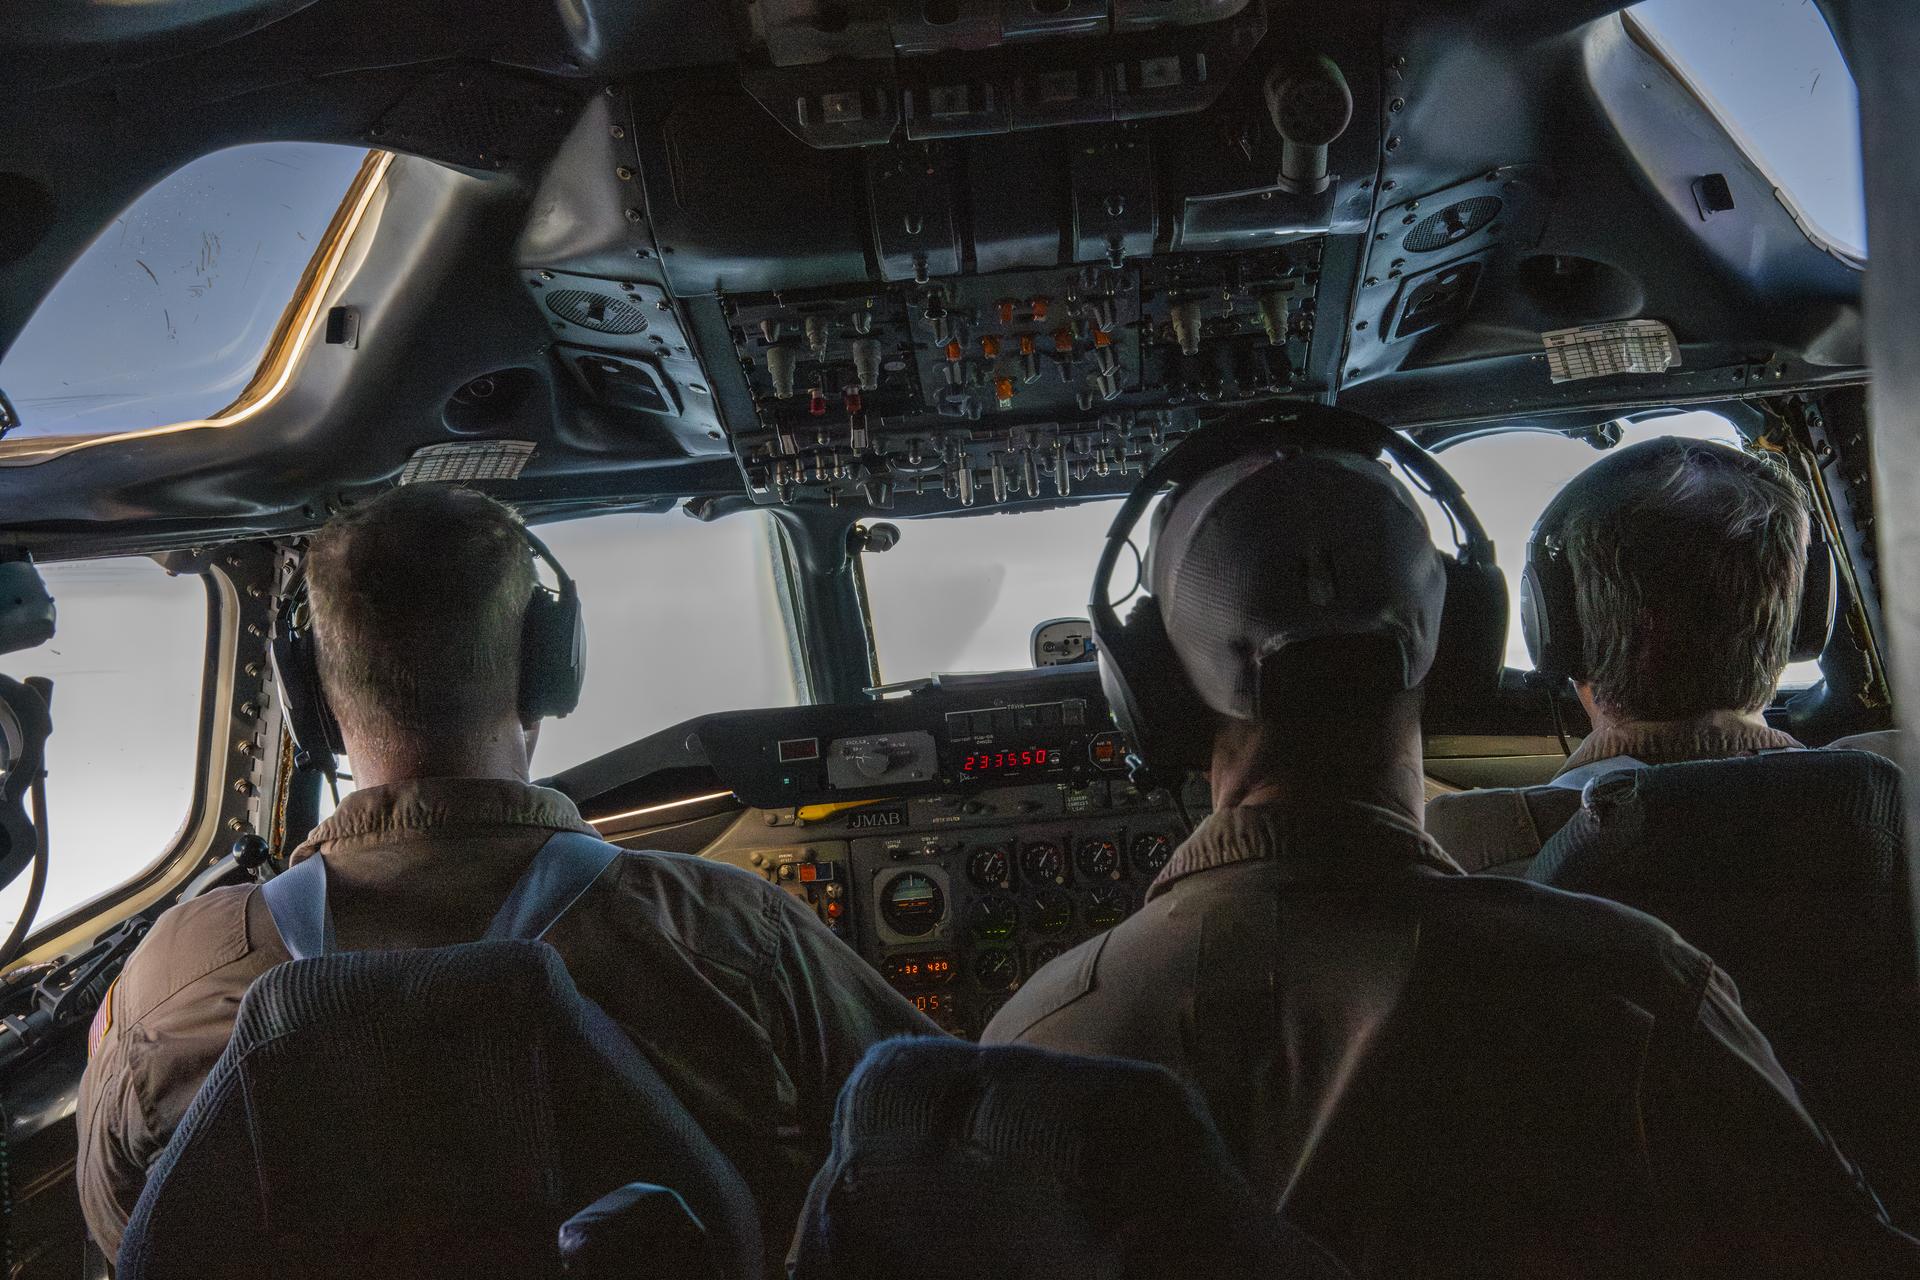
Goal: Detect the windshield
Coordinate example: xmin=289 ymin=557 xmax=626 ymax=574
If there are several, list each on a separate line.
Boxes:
xmin=1626 ymin=0 xmax=1864 ymax=260
xmin=0 ymin=142 xmax=371 ymax=449
xmin=866 ymin=412 xmax=1822 ymax=689
xmin=865 ymin=501 xmax=1139 ymax=679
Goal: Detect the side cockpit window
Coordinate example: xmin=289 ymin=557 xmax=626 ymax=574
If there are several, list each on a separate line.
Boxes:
xmin=0 ymin=557 xmax=209 ymax=940
xmin=0 ymin=142 xmax=373 ymax=460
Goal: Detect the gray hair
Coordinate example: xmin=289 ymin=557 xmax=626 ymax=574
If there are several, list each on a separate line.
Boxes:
xmin=1563 ymin=437 xmax=1808 ymax=720
xmin=306 ymin=485 xmax=536 ymax=746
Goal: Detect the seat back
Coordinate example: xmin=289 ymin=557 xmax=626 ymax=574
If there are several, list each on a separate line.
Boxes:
xmin=118 ymin=939 xmax=760 ymax=1280
xmin=1531 ymin=749 xmax=1920 ymax=1225
xmin=789 ymin=1037 xmax=1349 ymax=1280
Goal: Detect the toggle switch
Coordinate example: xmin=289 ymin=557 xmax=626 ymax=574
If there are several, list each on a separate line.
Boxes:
xmin=851 ymin=336 xmax=882 ymax=390
xmin=766 ymin=345 xmax=799 ymax=400
xmin=1170 ymin=298 xmax=1204 ymax=356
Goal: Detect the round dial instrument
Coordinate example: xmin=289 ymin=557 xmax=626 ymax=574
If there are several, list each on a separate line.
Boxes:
xmin=1084 ymin=885 xmax=1131 ymax=929
xmin=1130 ymin=832 xmax=1174 ymax=878
xmin=1029 ymin=940 xmax=1069 ymax=972
xmin=1028 ymin=888 xmax=1073 ymax=935
xmin=1021 ymin=840 xmax=1068 ymax=886
xmin=879 ymin=871 xmax=946 ymax=937
xmin=967 ymin=844 xmax=1013 ymax=890
xmin=970 ymin=893 xmax=1018 ymax=942
xmin=1076 ymin=837 xmax=1121 ymax=881
xmin=974 ymin=948 xmax=1020 ymax=992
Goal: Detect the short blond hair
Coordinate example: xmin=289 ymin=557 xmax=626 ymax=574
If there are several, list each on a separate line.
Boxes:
xmin=305 ymin=485 xmax=535 ymax=743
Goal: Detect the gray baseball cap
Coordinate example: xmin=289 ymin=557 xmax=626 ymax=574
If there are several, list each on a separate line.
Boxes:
xmin=1144 ymin=447 xmax=1448 ymax=721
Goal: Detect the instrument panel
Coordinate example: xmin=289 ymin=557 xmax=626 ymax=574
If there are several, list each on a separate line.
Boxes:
xmin=568 ymin=664 xmax=1194 ymax=1038
xmin=749 ymin=778 xmax=1181 ymax=1036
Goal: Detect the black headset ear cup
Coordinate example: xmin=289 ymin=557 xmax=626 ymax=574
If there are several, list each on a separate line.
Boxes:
xmin=0 ymin=676 xmax=50 ymax=888
xmin=517 ymin=580 xmax=585 ymax=725
xmin=1427 ymin=555 xmax=1509 ymax=719
xmin=1520 ymin=534 xmax=1583 ymax=681
xmin=268 ymin=588 xmax=343 ymax=773
xmin=1789 ymin=535 xmax=1837 ymax=665
xmin=1094 ymin=596 xmax=1211 ymax=779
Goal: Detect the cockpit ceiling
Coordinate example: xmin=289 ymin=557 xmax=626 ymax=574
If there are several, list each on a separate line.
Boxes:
xmin=0 ymin=0 xmax=1869 ymax=549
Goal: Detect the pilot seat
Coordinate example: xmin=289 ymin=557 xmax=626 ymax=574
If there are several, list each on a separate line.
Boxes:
xmin=1529 ymin=749 xmax=1920 ymax=1227
xmin=789 ymin=1036 xmax=1350 ymax=1280
xmin=116 ymin=938 xmax=762 ymax=1280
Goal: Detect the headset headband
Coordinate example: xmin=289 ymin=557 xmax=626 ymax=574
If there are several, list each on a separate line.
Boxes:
xmin=1090 ymin=402 xmax=1493 ymax=631
xmin=520 ymin=527 xmax=576 ymax=598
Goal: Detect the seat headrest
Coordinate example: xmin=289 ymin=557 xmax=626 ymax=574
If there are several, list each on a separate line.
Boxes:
xmin=791 ymin=1037 xmax=1347 ymax=1280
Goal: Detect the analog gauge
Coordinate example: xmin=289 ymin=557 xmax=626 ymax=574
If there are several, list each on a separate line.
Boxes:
xmin=1021 ymin=840 xmax=1068 ymax=886
xmin=1085 ymin=885 xmax=1131 ymax=930
xmin=970 ymin=893 xmax=1018 ymax=942
xmin=1028 ymin=888 xmax=1073 ymax=935
xmin=1130 ymin=832 xmax=1174 ymax=878
xmin=974 ymin=948 xmax=1020 ymax=992
xmin=879 ymin=871 xmax=946 ymax=938
xmin=1076 ymin=837 xmax=1121 ymax=881
xmin=1029 ymin=940 xmax=1069 ymax=972
xmin=967 ymin=844 xmax=1013 ymax=890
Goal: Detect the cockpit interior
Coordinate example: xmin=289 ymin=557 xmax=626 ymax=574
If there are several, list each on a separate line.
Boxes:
xmin=2 ymin=0 xmax=1916 ymax=1275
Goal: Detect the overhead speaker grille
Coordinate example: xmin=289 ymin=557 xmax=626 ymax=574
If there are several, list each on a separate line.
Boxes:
xmin=545 ymin=289 xmax=650 ymax=335
xmin=1403 ymin=195 xmax=1502 ymax=253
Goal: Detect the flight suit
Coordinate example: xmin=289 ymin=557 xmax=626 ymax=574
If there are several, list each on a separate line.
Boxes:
xmin=78 ymin=777 xmax=938 ymax=1267
xmin=985 ymin=801 xmax=1920 ymax=1278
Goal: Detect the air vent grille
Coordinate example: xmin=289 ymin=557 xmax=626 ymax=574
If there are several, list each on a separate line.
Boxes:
xmin=1403 ymin=195 xmax=1502 ymax=253
xmin=545 ymin=289 xmax=650 ymax=335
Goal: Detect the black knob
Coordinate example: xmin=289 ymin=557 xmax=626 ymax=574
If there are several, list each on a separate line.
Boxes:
xmin=1264 ymin=54 xmax=1352 ymax=195
xmin=230 ymin=833 xmax=271 ymax=873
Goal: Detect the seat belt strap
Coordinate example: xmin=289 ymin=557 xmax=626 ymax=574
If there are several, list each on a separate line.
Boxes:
xmin=483 ymin=831 xmax=624 ymax=943
xmin=259 ymin=854 xmax=335 ymax=961
xmin=260 ymin=832 xmax=621 ymax=960
xmin=1548 ymin=755 xmax=1648 ymax=792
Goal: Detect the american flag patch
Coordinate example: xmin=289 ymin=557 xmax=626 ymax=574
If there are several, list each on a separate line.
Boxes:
xmin=88 ymin=978 xmax=117 ymax=1056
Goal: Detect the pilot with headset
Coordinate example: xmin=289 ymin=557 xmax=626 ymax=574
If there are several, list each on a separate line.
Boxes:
xmin=1426 ymin=435 xmax=1834 ymax=873
xmin=76 ymin=483 xmax=937 ymax=1267
xmin=981 ymin=405 xmax=1917 ymax=1277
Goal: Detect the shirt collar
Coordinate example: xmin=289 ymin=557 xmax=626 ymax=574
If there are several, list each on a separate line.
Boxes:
xmin=292 ymin=776 xmax=594 ymax=862
xmin=1556 ymin=709 xmax=1802 ymax=779
xmin=1149 ymin=800 xmax=1462 ymax=900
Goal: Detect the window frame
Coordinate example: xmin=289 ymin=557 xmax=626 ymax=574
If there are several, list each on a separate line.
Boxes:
xmin=1620 ymin=5 xmax=1866 ymax=268
xmin=7 ymin=552 xmax=250 ymax=969
xmin=0 ymin=149 xmax=393 ymax=468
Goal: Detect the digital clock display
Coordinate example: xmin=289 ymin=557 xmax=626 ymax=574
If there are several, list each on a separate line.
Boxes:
xmin=960 ymin=746 xmax=1062 ymax=775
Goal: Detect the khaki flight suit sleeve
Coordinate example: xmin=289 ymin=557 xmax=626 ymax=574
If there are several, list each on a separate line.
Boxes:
xmin=75 ymin=886 xmax=277 ymax=1260
xmin=760 ymin=887 xmax=945 ymax=1136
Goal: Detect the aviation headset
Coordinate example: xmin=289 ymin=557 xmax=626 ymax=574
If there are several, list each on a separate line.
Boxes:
xmin=1089 ymin=402 xmax=1500 ymax=784
xmin=0 ymin=673 xmax=50 ymax=892
xmin=1519 ymin=441 xmax=1838 ymax=682
xmin=270 ymin=524 xmax=585 ymax=776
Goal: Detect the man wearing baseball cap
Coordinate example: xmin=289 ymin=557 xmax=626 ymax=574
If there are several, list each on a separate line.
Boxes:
xmin=982 ymin=441 xmax=1915 ymax=1277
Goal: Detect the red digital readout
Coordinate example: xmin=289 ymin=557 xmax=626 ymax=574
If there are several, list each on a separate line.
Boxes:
xmin=960 ymin=746 xmax=1061 ymax=773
